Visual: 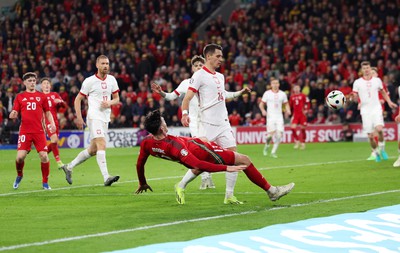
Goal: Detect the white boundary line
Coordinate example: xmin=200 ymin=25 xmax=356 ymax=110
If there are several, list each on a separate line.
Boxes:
xmin=0 ymin=158 xmax=375 ymax=197
xmin=1 ymin=189 xmax=399 ymax=252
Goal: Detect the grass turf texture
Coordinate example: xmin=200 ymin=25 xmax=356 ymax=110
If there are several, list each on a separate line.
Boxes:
xmin=1 ymin=141 xmax=399 ymax=252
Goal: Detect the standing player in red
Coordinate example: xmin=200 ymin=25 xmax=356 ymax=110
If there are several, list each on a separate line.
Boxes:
xmin=135 ymin=110 xmax=295 ymax=204
xmin=40 ymin=77 xmax=65 ymax=168
xmin=10 ymin=72 xmax=56 ymax=190
xmin=289 ymin=84 xmax=309 ymax=149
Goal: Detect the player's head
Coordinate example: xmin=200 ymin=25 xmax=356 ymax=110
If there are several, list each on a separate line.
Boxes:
xmin=203 ymin=44 xmax=223 ymax=69
xmin=293 ymin=84 xmax=301 ymax=94
xmin=144 ymin=110 xmax=168 ymax=135
xmin=360 ymin=61 xmax=371 ymax=78
xmin=40 ymin=77 xmax=52 ymax=94
xmin=191 ymin=55 xmax=205 ymax=73
xmin=270 ymin=77 xmax=280 ymax=91
xmin=22 ymin=72 xmax=37 ymax=92
xmin=96 ymin=55 xmax=110 ymax=75
xmin=371 ymin=67 xmax=378 ymax=77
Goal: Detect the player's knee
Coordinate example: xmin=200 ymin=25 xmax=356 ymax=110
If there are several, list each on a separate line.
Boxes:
xmin=38 ymin=152 xmax=49 ymax=162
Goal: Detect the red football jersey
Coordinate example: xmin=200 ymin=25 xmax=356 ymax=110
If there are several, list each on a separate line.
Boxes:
xmin=136 ymin=135 xmax=232 ymax=184
xmin=43 ymin=92 xmax=63 ymax=127
xmin=289 ymin=93 xmax=309 ymax=116
xmin=13 ymin=91 xmax=50 ymax=133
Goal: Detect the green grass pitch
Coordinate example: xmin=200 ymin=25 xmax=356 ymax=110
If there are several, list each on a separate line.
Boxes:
xmin=0 ymin=141 xmax=399 ymax=252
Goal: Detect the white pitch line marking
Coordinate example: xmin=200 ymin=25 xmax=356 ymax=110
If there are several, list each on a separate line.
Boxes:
xmin=0 ymin=158 xmax=377 ymax=197
xmin=0 ymin=189 xmax=399 ymax=252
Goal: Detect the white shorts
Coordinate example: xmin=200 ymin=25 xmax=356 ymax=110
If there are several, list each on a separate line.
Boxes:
xmin=267 ymin=118 xmax=284 ymax=133
xmin=88 ymin=119 xmax=108 ymax=140
xmin=189 ymin=121 xmax=199 ymax=137
xmin=198 ymin=121 xmax=236 ymax=148
xmin=361 ymin=113 xmax=384 ymax=134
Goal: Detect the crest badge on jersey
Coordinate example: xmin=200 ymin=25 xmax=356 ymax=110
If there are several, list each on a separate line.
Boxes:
xmin=36 ymin=97 xmax=41 ymax=101
xmin=101 ymin=82 xmax=107 ymax=89
xmin=180 ymin=149 xmax=188 ymax=156
xmin=97 ymin=129 xmax=102 ymax=135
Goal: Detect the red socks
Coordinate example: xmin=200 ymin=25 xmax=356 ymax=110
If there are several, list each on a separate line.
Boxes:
xmin=16 ymin=161 xmax=24 ymax=177
xmin=291 ymin=129 xmax=298 ymax=141
xmin=243 ymin=163 xmax=271 ymax=191
xmin=41 ymin=162 xmax=50 ymax=183
xmin=51 ymin=143 xmax=60 ymax=161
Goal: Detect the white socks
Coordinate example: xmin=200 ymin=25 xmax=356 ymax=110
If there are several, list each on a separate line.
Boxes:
xmin=201 ymin=171 xmax=211 ymax=180
xmin=271 ymin=133 xmax=282 ymax=154
xmin=378 ymin=141 xmax=385 ymax=151
xmin=178 ymin=170 xmax=198 ymax=189
xmin=68 ymin=149 xmax=91 ymax=170
xmin=225 ymin=171 xmax=238 ymax=199
xmin=96 ymin=150 xmax=109 ymax=181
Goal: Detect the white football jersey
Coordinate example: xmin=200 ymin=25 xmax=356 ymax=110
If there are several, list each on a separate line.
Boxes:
xmin=352 ymin=76 xmax=383 ymax=115
xmin=80 ymin=73 xmax=120 ymax=122
xmin=189 ymin=67 xmax=228 ymax=125
xmin=261 ymin=90 xmax=288 ymax=120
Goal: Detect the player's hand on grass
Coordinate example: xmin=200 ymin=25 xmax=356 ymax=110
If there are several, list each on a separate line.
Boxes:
xmin=226 ymin=165 xmax=247 ymax=172
xmin=135 ymin=184 xmax=153 ymax=194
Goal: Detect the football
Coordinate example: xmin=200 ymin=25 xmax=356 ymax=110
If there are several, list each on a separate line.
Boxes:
xmin=326 ymin=90 xmax=346 ymax=110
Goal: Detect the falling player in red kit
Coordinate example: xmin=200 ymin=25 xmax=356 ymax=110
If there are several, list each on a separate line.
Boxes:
xmin=135 ymin=110 xmax=295 ymax=205
xmin=40 ymin=77 xmax=65 ymax=168
xmin=10 ymin=72 xmax=56 ymax=190
xmin=289 ymin=84 xmax=310 ymax=149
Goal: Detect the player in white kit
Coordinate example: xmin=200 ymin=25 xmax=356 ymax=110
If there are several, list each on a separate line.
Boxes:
xmin=180 ymin=44 xmax=245 ymax=204
xmin=152 ymin=55 xmax=250 ymax=193
xmin=259 ymin=77 xmax=291 ymax=158
xmin=351 ymin=61 xmax=397 ymax=162
xmin=60 ymin=55 xmax=120 ymax=186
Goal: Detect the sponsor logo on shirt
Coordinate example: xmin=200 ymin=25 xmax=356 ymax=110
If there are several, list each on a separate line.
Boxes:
xmin=22 ymin=98 xmax=27 ymax=101
xmin=189 ymin=78 xmax=194 ymax=84
xmin=152 ymin=148 xmax=165 ymax=154
xmin=180 ymin=149 xmax=188 ymax=156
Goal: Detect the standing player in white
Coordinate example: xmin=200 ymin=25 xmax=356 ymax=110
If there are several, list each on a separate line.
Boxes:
xmin=60 ymin=55 xmax=120 ymax=186
xmin=152 ymin=55 xmax=250 ymax=194
xmin=259 ymin=78 xmax=291 ymax=158
xmin=351 ymin=61 xmax=397 ymax=162
xmin=181 ymin=44 xmax=266 ymax=205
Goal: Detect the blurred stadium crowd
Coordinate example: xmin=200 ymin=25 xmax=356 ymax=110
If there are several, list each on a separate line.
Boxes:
xmin=0 ymin=0 xmax=399 ymax=143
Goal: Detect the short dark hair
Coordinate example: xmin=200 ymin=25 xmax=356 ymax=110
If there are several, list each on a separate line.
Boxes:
xmin=191 ymin=55 xmax=205 ymax=66
xmin=144 ymin=110 xmax=162 ymax=135
xmin=361 ymin=61 xmax=371 ymax=67
xmin=203 ymin=44 xmax=222 ymax=58
xmin=22 ymin=72 xmax=37 ymax=80
xmin=40 ymin=77 xmax=51 ymax=84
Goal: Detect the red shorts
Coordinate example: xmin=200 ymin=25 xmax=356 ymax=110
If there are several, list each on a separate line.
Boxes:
xmin=18 ymin=133 xmax=48 ymax=152
xmin=291 ymin=114 xmax=308 ymax=126
xmin=188 ymin=139 xmax=235 ymax=165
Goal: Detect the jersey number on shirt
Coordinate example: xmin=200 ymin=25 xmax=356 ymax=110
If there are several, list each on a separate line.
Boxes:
xmin=218 ymin=92 xmax=223 ymax=101
xmin=103 ymin=96 xmax=108 ymax=101
xmin=18 ymin=135 xmax=26 ymax=143
xmin=27 ymin=102 xmax=37 ymax=110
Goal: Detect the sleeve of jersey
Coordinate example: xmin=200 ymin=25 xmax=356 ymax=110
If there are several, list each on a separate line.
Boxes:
xmin=80 ymin=79 xmax=89 ymax=97
xmin=164 ymin=91 xmax=179 ymax=101
xmin=188 ymin=72 xmax=200 ymax=92
xmin=42 ymin=94 xmax=50 ymax=112
xmin=179 ymin=152 xmax=227 ymax=172
xmin=136 ymin=140 xmax=150 ymax=185
xmin=112 ymin=76 xmax=120 ymax=93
